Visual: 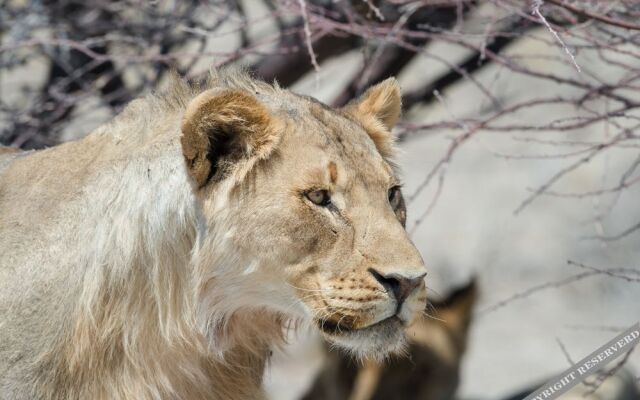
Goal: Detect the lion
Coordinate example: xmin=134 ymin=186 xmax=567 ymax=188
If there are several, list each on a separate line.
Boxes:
xmin=0 ymin=69 xmax=427 ymax=400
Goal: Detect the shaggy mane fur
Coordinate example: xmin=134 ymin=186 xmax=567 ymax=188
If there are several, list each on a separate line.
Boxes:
xmin=0 ymin=69 xmax=292 ymax=400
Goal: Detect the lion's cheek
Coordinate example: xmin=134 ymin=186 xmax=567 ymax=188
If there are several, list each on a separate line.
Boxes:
xmin=232 ymin=204 xmax=338 ymax=267
xmin=283 ymin=204 xmax=339 ymax=255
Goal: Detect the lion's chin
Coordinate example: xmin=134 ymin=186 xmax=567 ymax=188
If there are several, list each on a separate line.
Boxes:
xmin=317 ymin=316 xmax=407 ymax=361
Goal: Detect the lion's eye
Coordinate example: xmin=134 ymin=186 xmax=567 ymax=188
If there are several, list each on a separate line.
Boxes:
xmin=388 ymin=186 xmax=402 ymax=210
xmin=306 ymin=189 xmax=331 ymax=207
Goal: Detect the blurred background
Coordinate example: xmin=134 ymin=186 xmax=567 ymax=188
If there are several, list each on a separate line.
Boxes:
xmin=1 ymin=0 xmax=639 ymax=398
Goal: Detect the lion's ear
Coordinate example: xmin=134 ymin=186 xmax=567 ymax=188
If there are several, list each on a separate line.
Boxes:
xmin=180 ymin=89 xmax=279 ymax=187
xmin=343 ymin=78 xmax=402 ymax=158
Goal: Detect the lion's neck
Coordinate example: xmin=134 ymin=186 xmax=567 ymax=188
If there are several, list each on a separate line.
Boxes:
xmin=41 ymin=304 xmax=274 ymax=399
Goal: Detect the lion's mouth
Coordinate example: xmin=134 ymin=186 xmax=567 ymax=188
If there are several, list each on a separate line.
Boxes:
xmin=317 ymin=315 xmax=402 ymax=336
xmin=315 ymin=315 xmax=406 ymax=358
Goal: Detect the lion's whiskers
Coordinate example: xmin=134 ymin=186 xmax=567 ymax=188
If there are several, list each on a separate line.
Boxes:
xmin=285 ymin=282 xmax=333 ymax=293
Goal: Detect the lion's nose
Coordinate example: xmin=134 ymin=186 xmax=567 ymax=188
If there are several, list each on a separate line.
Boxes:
xmin=368 ymin=268 xmax=426 ymax=307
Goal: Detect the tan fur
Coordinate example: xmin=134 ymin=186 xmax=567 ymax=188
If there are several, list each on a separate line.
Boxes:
xmin=0 ymin=69 xmax=425 ymax=399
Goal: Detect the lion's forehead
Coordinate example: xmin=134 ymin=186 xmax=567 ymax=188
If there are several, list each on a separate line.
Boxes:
xmin=275 ymin=98 xmax=392 ymax=185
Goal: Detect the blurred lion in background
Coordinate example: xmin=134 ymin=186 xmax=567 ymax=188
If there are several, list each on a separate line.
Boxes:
xmin=0 ymin=69 xmax=427 ymax=399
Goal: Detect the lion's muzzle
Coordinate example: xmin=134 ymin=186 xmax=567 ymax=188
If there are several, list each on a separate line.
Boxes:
xmin=368 ymin=268 xmax=426 ymax=313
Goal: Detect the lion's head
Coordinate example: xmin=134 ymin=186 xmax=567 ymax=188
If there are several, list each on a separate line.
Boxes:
xmin=181 ymin=71 xmax=426 ymax=359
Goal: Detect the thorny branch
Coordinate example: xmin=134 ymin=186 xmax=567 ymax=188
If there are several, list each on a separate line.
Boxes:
xmin=479 ymin=260 xmax=640 ymax=315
